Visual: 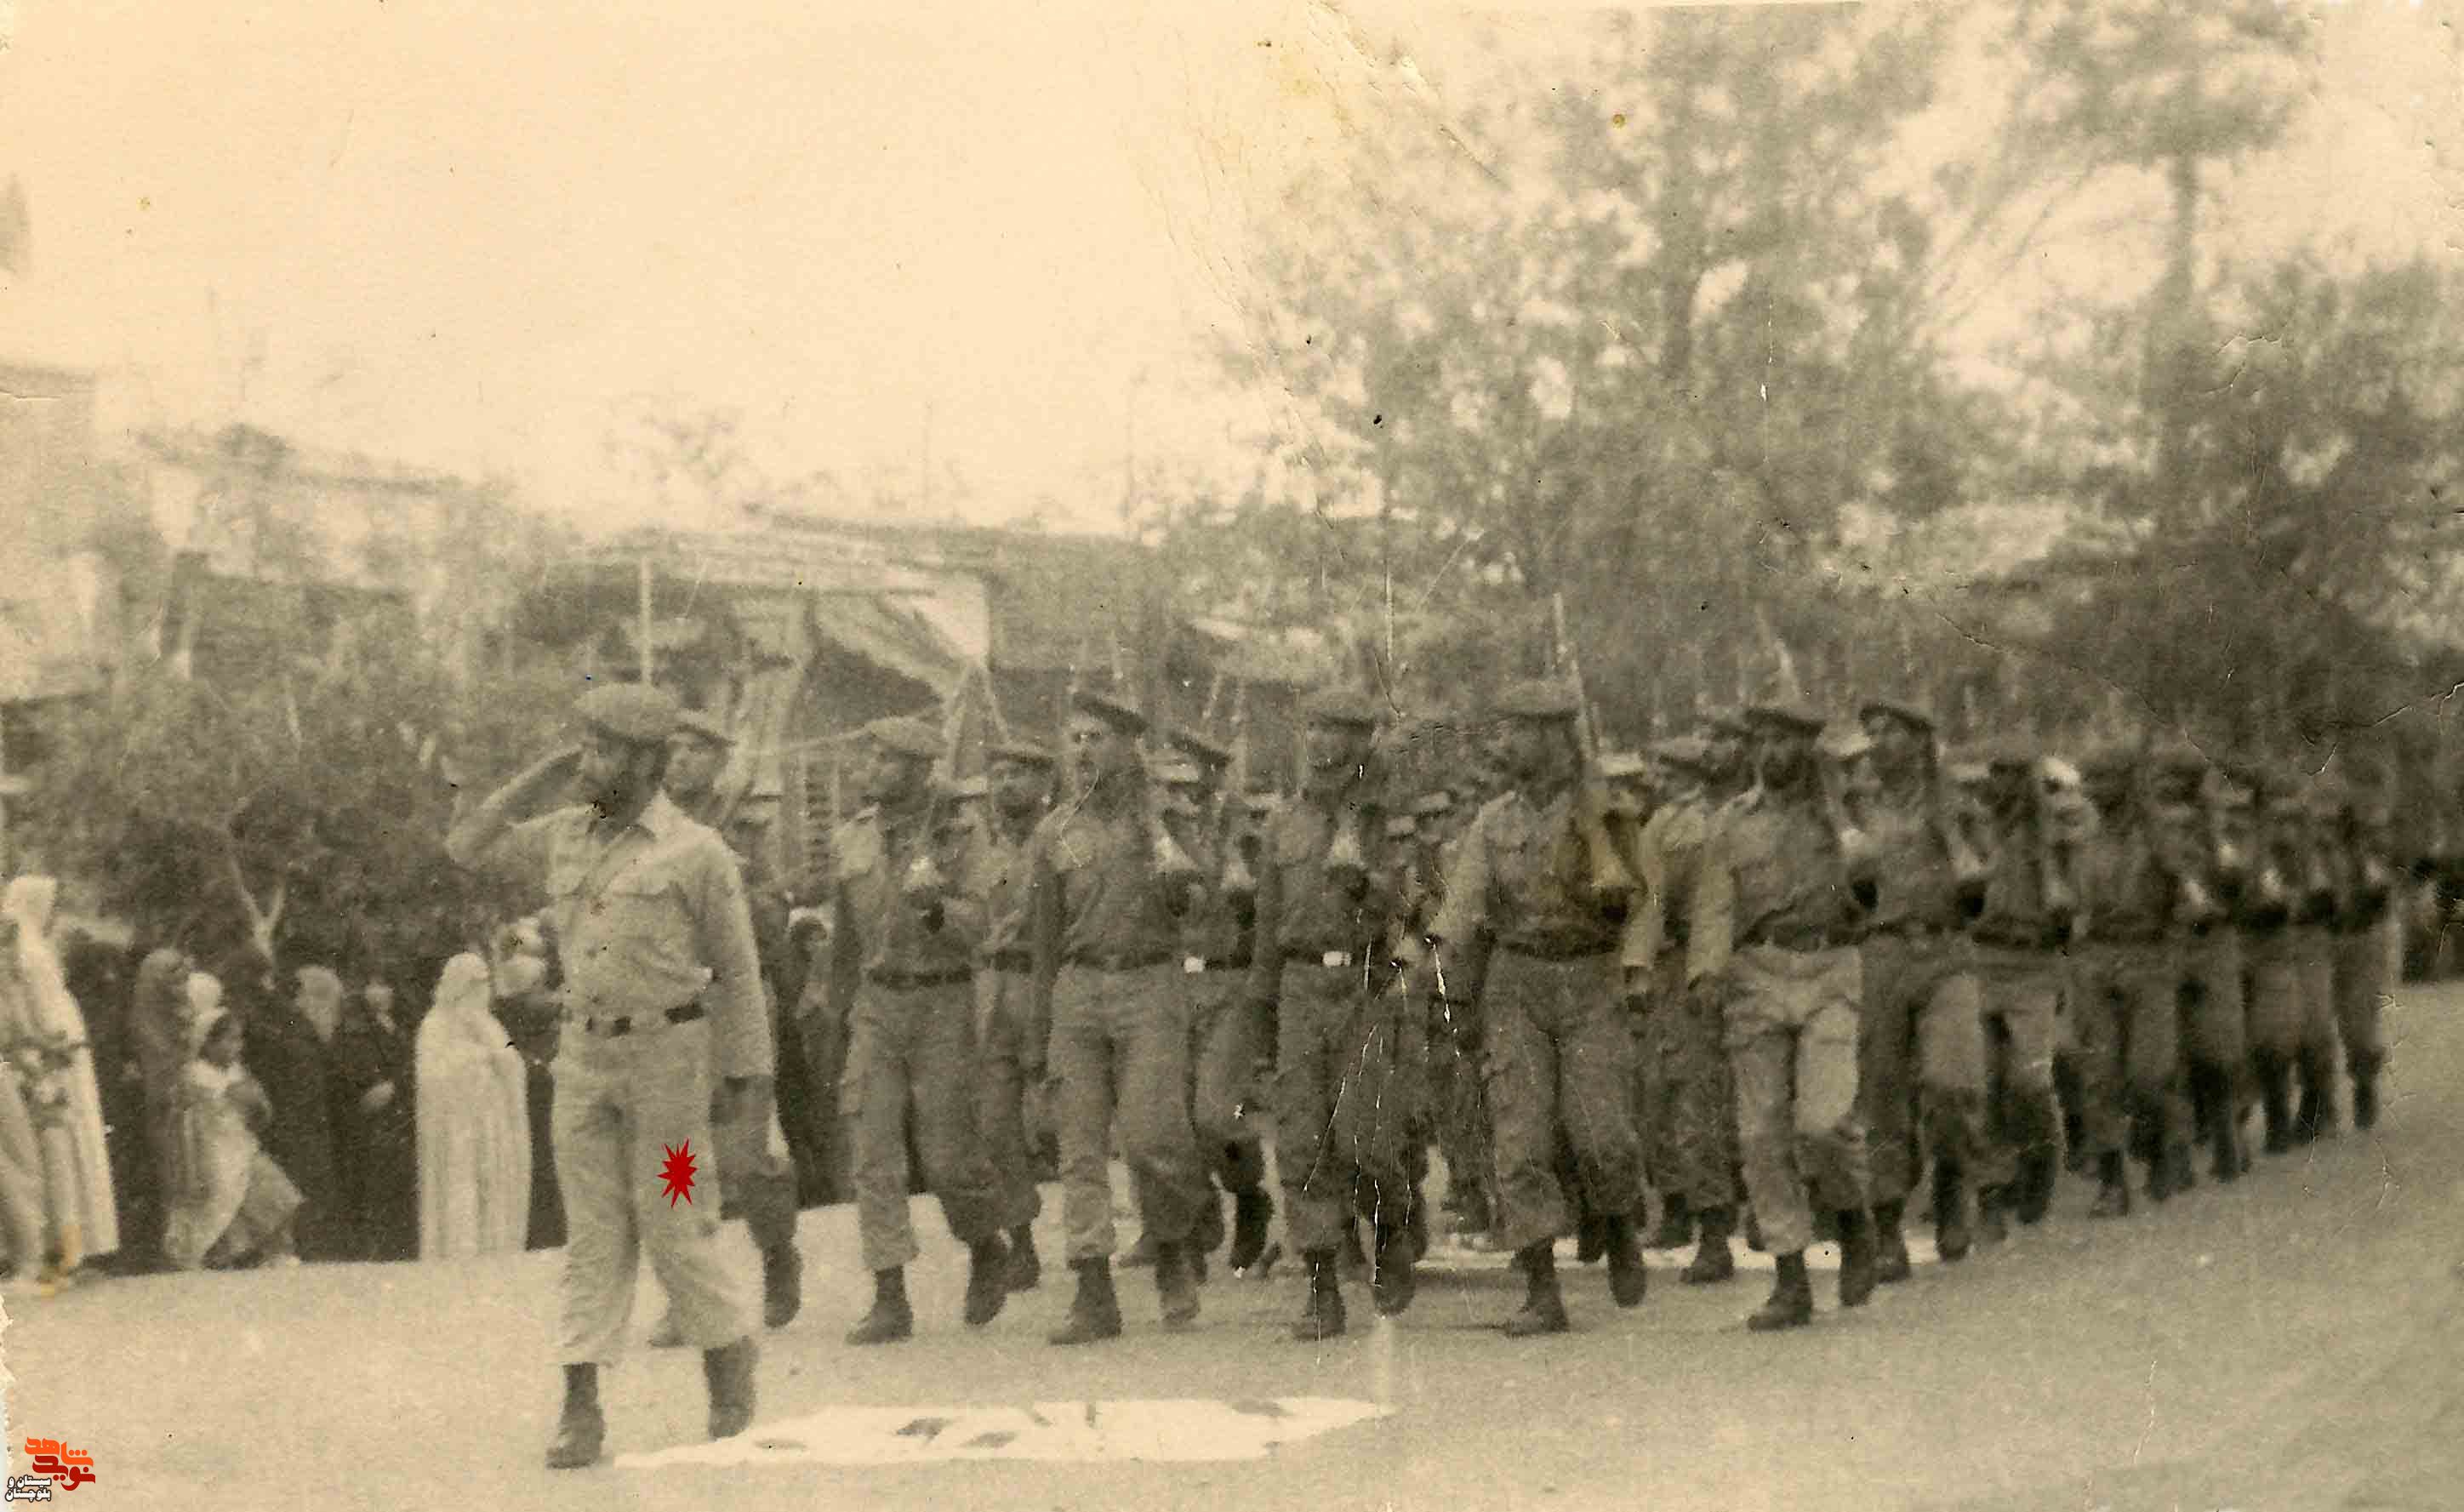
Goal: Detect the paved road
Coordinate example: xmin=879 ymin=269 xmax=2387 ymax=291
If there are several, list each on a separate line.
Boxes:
xmin=9 ymin=981 xmax=2462 ymax=1511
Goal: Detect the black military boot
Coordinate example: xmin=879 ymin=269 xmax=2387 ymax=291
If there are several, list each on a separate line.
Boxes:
xmin=1004 ymin=1224 xmax=1041 ymax=1292
xmin=845 ymin=1267 xmax=914 ymax=1345
xmin=2256 ymin=1051 xmax=2294 ymax=1154
xmin=963 ymin=1237 xmax=1011 ymax=1327
xmin=2205 ymin=1069 xmax=2247 ymax=1184
xmin=1648 ymin=1194 xmax=1693 ymax=1251
xmin=761 ymin=1242 xmax=804 ymax=1329
xmin=2161 ymin=1139 xmax=2198 ymax=1199
xmin=1575 ymin=1213 xmax=1609 ymax=1265
xmin=2293 ymin=1047 xmax=2338 ymax=1144
xmin=1870 ymin=1199 xmax=1913 ymax=1284
xmin=1292 ymin=1250 xmax=1346 ymax=1341
xmin=1835 ymin=1208 xmax=1879 ymax=1309
xmin=1603 ymin=1216 xmax=1648 ymax=1309
xmin=1973 ymin=1185 xmax=2009 ymax=1247
xmin=1153 ymin=1241 xmax=1201 ymax=1330
xmin=1502 ymin=1243 xmax=1570 ymax=1338
xmin=1227 ymin=1189 xmax=1275 ymax=1274
xmin=2014 ymin=1146 xmax=2057 ymax=1226
xmin=1047 ymin=1258 xmax=1123 ymax=1346
xmin=2353 ymin=1059 xmax=2382 ymax=1132
xmin=1371 ymin=1219 xmax=1419 ymax=1318
xmin=1681 ymin=1207 xmax=1737 ymax=1284
xmin=545 ymin=1364 xmax=605 ymax=1470
xmin=703 ymin=1336 xmax=758 ymax=1441
xmin=1932 ymin=1162 xmax=1972 ymax=1264
xmin=2088 ymin=1152 xmax=2131 ymax=1218
xmin=1747 ymin=1252 xmax=1814 ymax=1332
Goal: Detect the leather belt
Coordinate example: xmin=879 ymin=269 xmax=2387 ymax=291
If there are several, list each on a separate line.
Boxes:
xmin=1497 ymin=939 xmax=1616 ymax=962
xmin=867 ymin=967 xmax=972 ymax=990
xmin=1284 ymin=949 xmax=1362 ymax=968
xmin=1745 ymin=925 xmax=1853 ymax=953
xmin=1182 ymin=956 xmax=1252 ymax=973
xmin=577 ymin=1002 xmax=705 ymax=1039
xmin=1067 ymin=951 xmax=1173 ymax=973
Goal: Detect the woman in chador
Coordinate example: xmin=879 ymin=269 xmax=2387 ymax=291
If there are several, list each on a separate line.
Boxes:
xmin=4 ymin=876 xmax=120 ymax=1278
xmin=163 ymin=1001 xmax=302 ymax=1270
xmin=416 ymin=952 xmax=532 ymax=1258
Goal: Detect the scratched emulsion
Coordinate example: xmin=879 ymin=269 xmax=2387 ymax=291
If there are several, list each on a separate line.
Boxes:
xmin=616 ymin=1398 xmax=1388 ymax=1469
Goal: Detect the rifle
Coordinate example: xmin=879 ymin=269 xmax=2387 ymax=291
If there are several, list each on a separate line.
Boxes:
xmin=1549 ymin=592 xmax=1637 ymax=906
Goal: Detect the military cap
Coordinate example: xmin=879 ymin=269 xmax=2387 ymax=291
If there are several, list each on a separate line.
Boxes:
xmin=861 ymin=715 xmax=944 ymax=762
xmin=1383 ymin=813 xmax=1419 ymax=841
xmin=1699 ymin=706 xmax=1751 ymax=739
xmin=986 ymin=738 xmax=1057 ymax=769
xmin=2039 ymin=755 xmax=2085 ymax=791
xmin=1598 ymin=750 xmax=1647 ymax=781
xmin=1150 ymin=757 xmax=1205 ymax=789
xmin=1412 ymin=789 xmax=1457 ymax=817
xmin=1300 ymin=687 xmax=1386 ymax=729
xmin=1745 ymin=700 xmax=1827 ymax=736
xmin=1168 ymin=727 xmax=1234 ymax=772
xmin=1492 ymin=679 xmax=1583 ymax=723
xmin=1817 ymin=722 xmax=1874 ymax=762
xmin=1649 ymin=735 xmax=1713 ymax=776
xmin=672 ymin=708 xmax=735 ymax=748
xmin=1857 ymin=697 xmax=1936 ymax=733
xmin=1942 ymin=752 xmax=1990 ymax=786
xmin=576 ymin=682 xmax=682 ymax=746
xmin=1968 ymin=736 xmax=2034 ymax=773
xmin=937 ymin=774 xmax=990 ymax=803
xmin=1071 ymin=688 xmax=1149 ymax=737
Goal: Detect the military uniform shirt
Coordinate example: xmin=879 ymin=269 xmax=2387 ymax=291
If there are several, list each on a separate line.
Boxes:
xmin=1862 ymin=799 xmax=1963 ymax=933
xmin=830 ymin=805 xmax=989 ymax=978
xmin=1428 ymin=787 xmax=1622 ymax=958
xmin=1246 ymin=800 xmax=1403 ymax=1003
xmin=1691 ymin=790 xmax=1867 ymax=952
xmin=1026 ymin=796 xmax=1187 ymax=970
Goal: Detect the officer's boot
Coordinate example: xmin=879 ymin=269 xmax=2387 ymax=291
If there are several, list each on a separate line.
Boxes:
xmin=1228 ymin=1189 xmax=1275 ymax=1274
xmin=963 ymin=1236 xmax=1011 ymax=1327
xmin=2294 ymin=1046 xmax=2338 ymax=1144
xmin=1835 ymin=1208 xmax=1879 ymax=1309
xmin=2256 ymin=1050 xmax=2295 ymax=1155
xmin=1047 ymin=1258 xmax=1123 ymax=1346
xmin=1371 ymin=1218 xmax=1419 ymax=1317
xmin=845 ymin=1267 xmax=915 ymax=1345
xmin=1603 ymin=1214 xmax=1648 ymax=1309
xmin=1680 ymin=1207 xmax=1737 ymax=1284
xmin=1575 ymin=1212 xmax=1608 ymax=1265
xmin=1648 ymin=1194 xmax=1694 ymax=1251
xmin=545 ymin=1364 xmax=605 ymax=1470
xmin=1973 ymin=1184 xmax=2009 ymax=1247
xmin=761 ymin=1241 xmax=804 ymax=1330
xmin=1153 ymin=1241 xmax=1201 ymax=1330
xmin=1932 ymin=1161 xmax=1973 ymax=1264
xmin=1502 ymin=1242 xmax=1570 ymax=1338
xmin=2088 ymin=1152 xmax=2131 ymax=1218
xmin=1871 ymin=1199 xmax=1913 ymax=1284
xmin=2014 ymin=1146 xmax=2056 ymax=1227
xmin=1746 ymin=1252 xmax=1814 ymax=1332
xmin=1004 ymin=1224 xmax=1041 ymax=1292
xmin=2199 ymin=1064 xmax=2246 ymax=1183
xmin=1292 ymin=1250 xmax=1347 ymax=1340
xmin=703 ymin=1335 xmax=758 ymax=1441
xmin=2353 ymin=1053 xmax=2383 ymax=1132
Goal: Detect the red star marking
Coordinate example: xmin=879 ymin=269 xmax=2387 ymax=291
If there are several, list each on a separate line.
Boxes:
xmin=659 ymin=1141 xmax=699 ymax=1206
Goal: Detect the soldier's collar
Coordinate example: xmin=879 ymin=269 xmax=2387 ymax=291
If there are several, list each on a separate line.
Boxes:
xmin=609 ymin=791 xmax=685 ymax=839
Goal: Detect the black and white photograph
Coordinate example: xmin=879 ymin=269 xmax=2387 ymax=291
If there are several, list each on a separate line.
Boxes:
xmin=1 ymin=3 xmax=2460 ymax=1508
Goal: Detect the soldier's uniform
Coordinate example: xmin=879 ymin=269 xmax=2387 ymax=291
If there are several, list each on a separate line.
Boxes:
xmin=971 ymin=739 xmax=1058 ymax=1292
xmin=1429 ymin=680 xmax=1646 ymax=1336
xmin=1410 ymin=787 xmax=1497 ymax=1242
xmin=444 ymin=682 xmax=767 ymax=1467
xmin=1851 ymin=699 xmax=1991 ymax=1276
xmin=1964 ymin=743 xmax=2073 ymax=1230
xmin=2176 ymin=758 xmax=2256 ymax=1186
xmin=1691 ymin=703 xmax=1879 ymax=1330
xmin=828 ymin=716 xmax=1011 ymax=1344
xmin=2329 ymin=787 xmax=2397 ymax=1130
xmin=1625 ymin=735 xmax=1741 ymax=1282
xmin=2291 ymin=779 xmax=2355 ymax=1141
xmin=1252 ymin=690 xmax=1422 ymax=1337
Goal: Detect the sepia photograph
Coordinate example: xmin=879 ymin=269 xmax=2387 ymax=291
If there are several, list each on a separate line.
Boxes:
xmin=1 ymin=2 xmax=2460 ymax=1507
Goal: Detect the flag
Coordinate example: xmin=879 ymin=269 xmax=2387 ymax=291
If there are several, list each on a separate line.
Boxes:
xmin=0 ymin=177 xmax=28 ymax=277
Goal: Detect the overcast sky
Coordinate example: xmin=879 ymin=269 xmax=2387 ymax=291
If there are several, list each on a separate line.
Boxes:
xmin=0 ymin=1 xmax=2453 ymax=538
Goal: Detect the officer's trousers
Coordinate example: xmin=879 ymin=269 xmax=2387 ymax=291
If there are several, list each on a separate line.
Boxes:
xmin=846 ymin=979 xmax=1004 ymax=1273
xmin=1969 ymin=946 xmax=2061 ymax=1191
xmin=1856 ymin=932 xmax=1988 ymax=1205
xmin=1189 ymin=966 xmax=1269 ymax=1196
xmin=1484 ymin=950 xmax=1642 ymax=1255
xmin=2248 ymin=928 xmax=2336 ymax=1062
xmin=1637 ymin=953 xmax=1738 ymax=1212
xmin=2332 ymin=923 xmax=2391 ymax=1078
xmin=2170 ymin=931 xmax=2250 ymax=1142
xmin=2073 ymin=940 xmax=2182 ymax=1160
xmin=1725 ymin=942 xmax=1868 ymax=1257
xmin=976 ymin=967 xmax=1046 ymax=1232
xmin=550 ymin=1018 xmax=751 ymax=1366
xmin=1049 ymin=962 xmax=1208 ymax=1263
xmin=1273 ymin=959 xmax=1422 ymax=1253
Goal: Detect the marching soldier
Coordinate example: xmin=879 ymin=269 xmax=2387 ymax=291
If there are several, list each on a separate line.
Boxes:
xmin=2291 ymin=776 xmax=2353 ymax=1141
xmin=1409 ymin=785 xmax=1497 ymax=1244
xmin=1031 ymin=689 xmax=1212 ymax=1346
xmin=1627 ymin=735 xmax=1742 ymax=1282
xmin=2330 ymin=785 xmax=2398 ymax=1130
xmin=1428 ymin=679 xmax=1648 ymax=1337
xmin=972 ymin=736 xmax=1060 ymax=1292
xmin=2241 ymin=764 xmax=2320 ymax=1155
xmin=2182 ymin=756 xmax=2259 ymax=1184
xmin=1251 ymin=689 xmax=1422 ymax=1337
xmin=825 ymin=716 xmax=1012 ymax=1344
xmin=1853 ymin=698 xmax=1993 ymax=1275
xmin=443 ymin=682 xmax=767 ymax=1469
xmin=647 ymin=709 xmax=804 ymax=1344
xmin=1691 ymin=704 xmax=1881 ymax=1332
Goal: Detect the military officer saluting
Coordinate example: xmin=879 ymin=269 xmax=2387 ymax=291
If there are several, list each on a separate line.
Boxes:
xmin=972 ymin=736 xmax=1061 ymax=1292
xmin=445 ymin=682 xmax=769 ymax=1469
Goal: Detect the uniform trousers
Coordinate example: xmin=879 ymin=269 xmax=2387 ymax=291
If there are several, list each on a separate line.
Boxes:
xmin=1049 ymin=962 xmax=1208 ymax=1263
xmin=1188 ymin=965 xmax=1269 ymax=1196
xmin=2172 ymin=931 xmax=2250 ymax=1136
xmin=1968 ymin=946 xmax=2062 ymax=1190
xmin=1483 ymin=950 xmax=1642 ymax=1255
xmin=2247 ymin=928 xmax=2337 ymax=1063
xmin=1637 ymin=951 xmax=1738 ymax=1211
xmin=2332 ymin=922 xmax=2391 ymax=1077
xmin=1272 ymin=959 xmax=1422 ymax=1253
xmin=714 ymin=1082 xmax=799 ymax=1255
xmin=845 ymin=978 xmax=1004 ymax=1273
xmin=1432 ymin=1030 xmax=1495 ymax=1217
xmin=2071 ymin=940 xmax=2182 ymax=1160
xmin=1855 ymin=932 xmax=1988 ymax=1205
xmin=975 ymin=967 xmax=1047 ymax=1232
xmin=1724 ymin=942 xmax=1869 ymax=1257
xmin=550 ymin=1018 xmax=750 ymax=1366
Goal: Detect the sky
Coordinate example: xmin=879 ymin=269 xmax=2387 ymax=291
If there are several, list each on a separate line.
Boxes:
xmin=0 ymin=1 xmax=2455 ymax=539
